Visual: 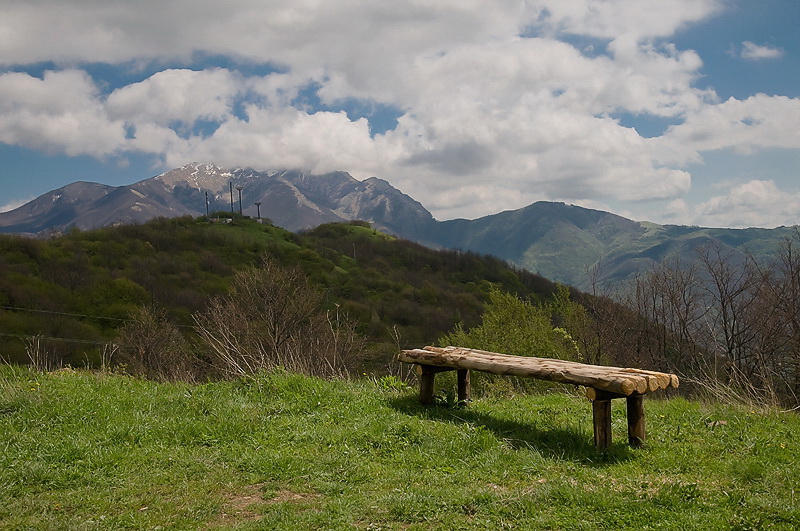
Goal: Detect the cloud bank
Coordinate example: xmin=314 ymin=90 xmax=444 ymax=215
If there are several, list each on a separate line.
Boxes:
xmin=0 ymin=0 xmax=798 ymax=228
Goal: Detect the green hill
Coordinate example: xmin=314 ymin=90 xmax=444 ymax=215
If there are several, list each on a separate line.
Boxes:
xmin=0 ymin=215 xmax=560 ymax=370
xmin=429 ymin=201 xmax=799 ymax=290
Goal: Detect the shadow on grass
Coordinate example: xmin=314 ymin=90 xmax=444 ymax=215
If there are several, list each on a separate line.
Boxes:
xmin=388 ymin=394 xmax=634 ymax=465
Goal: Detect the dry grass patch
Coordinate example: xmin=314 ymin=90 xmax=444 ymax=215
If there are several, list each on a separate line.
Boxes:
xmin=267 ymin=489 xmax=322 ymax=505
xmin=209 ymin=484 xmax=324 ymax=528
xmin=207 ymin=484 xmax=267 ymax=528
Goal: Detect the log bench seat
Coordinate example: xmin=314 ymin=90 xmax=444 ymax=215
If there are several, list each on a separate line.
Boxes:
xmin=397 ymin=346 xmax=680 ymax=449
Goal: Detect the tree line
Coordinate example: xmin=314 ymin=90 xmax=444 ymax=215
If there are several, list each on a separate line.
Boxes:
xmin=576 ymin=229 xmax=800 ymax=408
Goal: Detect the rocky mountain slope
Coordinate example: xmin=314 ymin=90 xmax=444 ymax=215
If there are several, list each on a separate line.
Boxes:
xmin=0 ymin=163 xmax=436 ymax=239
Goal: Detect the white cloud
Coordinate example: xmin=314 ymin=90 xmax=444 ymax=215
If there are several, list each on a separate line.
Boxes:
xmin=0 ymin=0 xmax=530 ymax=70
xmin=658 ymin=95 xmax=800 ymax=157
xmin=106 ymin=69 xmax=241 ymax=127
xmin=0 ymin=196 xmax=33 ymax=213
xmin=694 ymin=180 xmax=800 ymax=228
xmin=0 ymin=0 xmax=797 ymax=227
xmin=166 ymin=105 xmax=380 ymax=175
xmin=0 ymin=70 xmax=125 ymax=156
xmin=741 ymin=41 xmax=784 ymax=60
xmin=531 ymin=0 xmax=724 ymax=39
xmin=661 ymin=198 xmax=691 ymax=224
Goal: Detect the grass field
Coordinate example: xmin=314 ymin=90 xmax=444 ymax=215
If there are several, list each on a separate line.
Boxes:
xmin=1 ymin=364 xmax=798 ymax=529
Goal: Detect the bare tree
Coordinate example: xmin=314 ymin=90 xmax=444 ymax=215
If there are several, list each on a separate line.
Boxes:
xmin=194 ymin=255 xmax=364 ymax=378
xmin=612 ymin=237 xmax=800 ymax=407
xmin=631 ymin=254 xmax=709 ymax=374
xmin=697 ymin=244 xmax=772 ymax=381
xmin=765 ymin=229 xmax=800 ymax=399
xmin=582 ymin=262 xmax=628 ymax=365
xmin=117 ymin=305 xmax=195 ymax=382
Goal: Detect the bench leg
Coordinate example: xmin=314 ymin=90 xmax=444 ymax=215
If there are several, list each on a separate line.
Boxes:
xmin=592 ymin=399 xmax=612 ymax=449
xmin=419 ymin=365 xmax=436 ymax=405
xmin=457 ymin=369 xmax=470 ymax=404
xmin=627 ymin=394 xmax=645 ymax=447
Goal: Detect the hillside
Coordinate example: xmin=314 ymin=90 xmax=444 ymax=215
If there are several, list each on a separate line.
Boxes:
xmin=432 ymin=202 xmax=799 ymax=290
xmin=2 ymin=365 xmax=797 ymax=529
xmin=0 ymin=215 xmax=559 ymax=369
xmin=2 ymin=163 xmax=797 ymax=292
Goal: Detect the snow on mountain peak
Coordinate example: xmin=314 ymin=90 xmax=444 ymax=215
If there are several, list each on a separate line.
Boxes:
xmin=157 ymin=162 xmax=232 ymax=192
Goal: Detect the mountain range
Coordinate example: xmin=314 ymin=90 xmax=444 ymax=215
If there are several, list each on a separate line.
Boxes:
xmin=1 ymin=163 xmax=796 ymax=290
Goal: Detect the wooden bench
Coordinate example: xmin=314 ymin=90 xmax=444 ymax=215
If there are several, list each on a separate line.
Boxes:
xmin=398 ymin=346 xmax=679 ymax=449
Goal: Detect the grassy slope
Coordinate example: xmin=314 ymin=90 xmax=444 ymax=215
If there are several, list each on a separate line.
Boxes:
xmin=2 ymin=365 xmax=798 ymax=530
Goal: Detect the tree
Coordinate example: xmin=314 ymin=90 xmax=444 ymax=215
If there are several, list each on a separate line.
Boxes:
xmin=624 ymin=242 xmax=797 ymax=407
xmin=629 ymin=254 xmax=708 ymax=374
xmin=194 ymin=255 xmax=364 ymax=378
xmin=439 ymin=288 xmax=580 ymax=361
xmin=697 ymin=244 xmax=770 ymax=380
xmin=765 ymin=229 xmax=800 ymax=399
xmin=116 ymin=305 xmax=195 ymax=382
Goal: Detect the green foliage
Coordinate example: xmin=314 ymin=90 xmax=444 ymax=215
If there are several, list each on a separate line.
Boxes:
xmin=438 ymin=287 xmax=585 ymax=397
xmin=0 ymin=216 xmax=561 ymax=371
xmin=1 ymin=366 xmax=798 ymax=529
xmin=440 ymin=288 xmax=581 ymax=360
xmin=373 ymin=374 xmax=411 ymax=392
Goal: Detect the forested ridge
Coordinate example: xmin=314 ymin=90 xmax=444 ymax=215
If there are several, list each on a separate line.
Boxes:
xmin=0 ymin=215 xmax=559 ymax=371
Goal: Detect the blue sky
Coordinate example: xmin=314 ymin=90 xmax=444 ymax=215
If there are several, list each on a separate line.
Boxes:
xmin=0 ymin=0 xmax=798 ymax=228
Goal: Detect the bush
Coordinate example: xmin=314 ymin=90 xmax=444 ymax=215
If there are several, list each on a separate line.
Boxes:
xmin=440 ymin=288 xmax=580 ymax=360
xmin=194 ymin=255 xmax=365 ymax=378
xmin=438 ymin=288 xmax=582 ymax=397
xmin=116 ymin=305 xmax=196 ymax=382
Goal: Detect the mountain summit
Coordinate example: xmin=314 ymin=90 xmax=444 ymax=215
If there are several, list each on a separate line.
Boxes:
xmin=0 ymin=163 xmax=436 ymax=238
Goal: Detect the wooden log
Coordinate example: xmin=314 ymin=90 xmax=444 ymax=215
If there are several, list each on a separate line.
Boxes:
xmin=620 ymin=368 xmax=676 ymax=391
xmin=592 ymin=399 xmax=612 ymax=449
xmin=627 ymin=394 xmax=645 ymax=447
xmin=419 ymin=365 xmax=436 ymax=405
xmin=585 ymin=387 xmax=627 ymax=401
xmin=457 ymin=369 xmax=470 ymax=404
xmin=434 ymin=345 xmax=679 ymax=391
xmin=400 ymin=349 xmax=639 ymax=395
xmin=399 ymin=347 xmax=679 ymax=396
xmin=401 ymin=348 xmax=639 ymax=394
xmin=414 ymin=364 xmax=454 ymax=375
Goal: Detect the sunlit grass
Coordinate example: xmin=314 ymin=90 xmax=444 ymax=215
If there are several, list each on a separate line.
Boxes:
xmin=1 ymin=364 xmax=798 ymax=529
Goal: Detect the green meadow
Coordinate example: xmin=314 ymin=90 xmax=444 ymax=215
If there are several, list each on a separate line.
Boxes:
xmin=2 ymin=364 xmax=798 ymax=530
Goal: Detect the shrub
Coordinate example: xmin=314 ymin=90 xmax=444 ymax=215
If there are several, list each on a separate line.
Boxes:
xmin=194 ymin=255 xmax=365 ymax=378
xmin=440 ymin=288 xmax=580 ymax=360
xmin=438 ymin=288 xmax=582 ymax=397
xmin=116 ymin=305 xmax=196 ymax=382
